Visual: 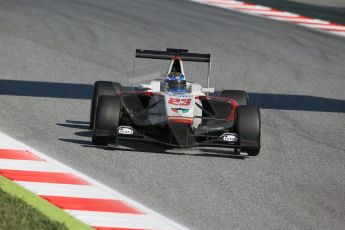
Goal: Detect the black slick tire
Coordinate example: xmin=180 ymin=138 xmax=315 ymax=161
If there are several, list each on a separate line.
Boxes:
xmin=92 ymin=95 xmax=121 ymax=145
xmin=90 ymin=81 xmax=121 ymax=129
xmin=236 ymin=105 xmax=261 ymax=156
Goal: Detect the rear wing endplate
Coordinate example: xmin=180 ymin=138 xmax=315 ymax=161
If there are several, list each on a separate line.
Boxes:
xmin=135 ymin=48 xmax=211 ymax=63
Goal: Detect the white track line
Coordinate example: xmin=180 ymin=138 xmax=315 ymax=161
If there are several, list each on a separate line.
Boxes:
xmin=213 ymin=3 xmax=271 ymax=10
xmin=244 ymin=10 xmax=299 ymax=17
xmin=207 ymin=0 xmax=243 ymax=4
xmin=0 ymin=159 xmax=69 ymax=172
xmin=299 ymin=23 xmax=345 ymax=31
xmin=17 ymin=182 xmax=120 ymax=199
xmin=66 ymin=210 xmax=178 ymax=230
xmin=329 ymin=31 xmax=345 ymax=36
xmin=268 ymin=16 xmax=330 ymax=24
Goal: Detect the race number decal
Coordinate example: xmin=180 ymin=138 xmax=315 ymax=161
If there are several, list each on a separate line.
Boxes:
xmin=180 ymin=99 xmax=192 ymax=106
xmin=168 ymin=98 xmax=191 ymax=106
xmin=168 ymin=98 xmax=180 ymax=105
xmin=165 ymin=94 xmax=195 ymax=119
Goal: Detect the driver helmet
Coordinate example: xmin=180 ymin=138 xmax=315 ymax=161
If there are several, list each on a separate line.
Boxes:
xmin=164 ymin=72 xmax=186 ymax=94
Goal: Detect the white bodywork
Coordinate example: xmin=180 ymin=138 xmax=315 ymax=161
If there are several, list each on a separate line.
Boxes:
xmin=140 ymin=80 xmax=214 ymax=128
xmin=138 ymin=57 xmax=214 ymax=128
xmin=139 ymin=80 xmax=214 ymax=96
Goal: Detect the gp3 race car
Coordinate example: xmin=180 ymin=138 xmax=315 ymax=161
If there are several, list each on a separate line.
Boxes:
xmin=90 ymin=48 xmax=261 ymax=156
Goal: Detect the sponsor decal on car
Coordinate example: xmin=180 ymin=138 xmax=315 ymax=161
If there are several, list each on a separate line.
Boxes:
xmin=171 ymin=108 xmax=189 ymax=113
xmin=221 ymin=133 xmax=238 ymax=142
xmin=118 ymin=126 xmax=134 ymax=135
xmin=171 ymin=93 xmax=192 ymax=98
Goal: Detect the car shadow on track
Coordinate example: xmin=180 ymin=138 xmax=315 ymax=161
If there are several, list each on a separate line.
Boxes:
xmin=1 ymin=79 xmax=345 ymax=113
xmin=57 ymin=120 xmax=247 ymax=159
xmin=248 ymin=93 xmax=345 ymax=113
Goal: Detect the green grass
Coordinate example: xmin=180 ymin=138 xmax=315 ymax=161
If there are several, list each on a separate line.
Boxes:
xmin=0 ymin=176 xmax=93 ymax=230
xmin=0 ymin=188 xmax=68 ymax=230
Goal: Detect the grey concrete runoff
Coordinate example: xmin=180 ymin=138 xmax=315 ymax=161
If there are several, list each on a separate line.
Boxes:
xmin=0 ymin=0 xmax=344 ymax=229
xmin=244 ymin=0 xmax=345 ymax=24
xmin=291 ymin=0 xmax=345 ymax=7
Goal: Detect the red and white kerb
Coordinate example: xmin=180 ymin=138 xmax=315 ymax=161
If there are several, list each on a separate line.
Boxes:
xmin=190 ymin=0 xmax=345 ymax=38
xmin=0 ymin=132 xmax=187 ymax=230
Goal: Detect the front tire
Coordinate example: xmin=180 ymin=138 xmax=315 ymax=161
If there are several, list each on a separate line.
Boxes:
xmin=90 ymin=81 xmax=121 ymax=129
xmin=220 ymin=90 xmax=248 ymax=105
xmin=236 ymin=105 xmax=260 ymax=156
xmin=92 ymin=95 xmax=122 ymax=145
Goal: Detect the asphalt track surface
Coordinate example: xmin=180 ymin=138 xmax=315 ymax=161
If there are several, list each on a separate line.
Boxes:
xmin=0 ymin=0 xmax=344 ymax=229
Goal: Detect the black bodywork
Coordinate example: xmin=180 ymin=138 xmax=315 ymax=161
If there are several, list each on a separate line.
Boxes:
xmin=116 ymin=93 xmax=239 ymax=149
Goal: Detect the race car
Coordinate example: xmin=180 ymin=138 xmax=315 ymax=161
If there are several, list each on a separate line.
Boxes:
xmin=90 ymin=48 xmax=261 ymax=156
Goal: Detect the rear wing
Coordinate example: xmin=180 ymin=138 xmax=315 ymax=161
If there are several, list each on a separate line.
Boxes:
xmin=133 ymin=48 xmax=212 ymax=89
xmin=135 ymin=48 xmax=211 ymax=63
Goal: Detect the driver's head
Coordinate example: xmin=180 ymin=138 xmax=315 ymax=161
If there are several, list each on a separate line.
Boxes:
xmin=165 ymin=72 xmax=186 ymax=94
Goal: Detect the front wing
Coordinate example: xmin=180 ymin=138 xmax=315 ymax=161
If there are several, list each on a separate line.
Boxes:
xmin=116 ymin=125 xmax=241 ymax=149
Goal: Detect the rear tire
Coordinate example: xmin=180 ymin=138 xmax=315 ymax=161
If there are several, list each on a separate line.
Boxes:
xmin=92 ymin=95 xmax=121 ymax=145
xmin=90 ymin=81 xmax=121 ymax=129
xmin=220 ymin=90 xmax=248 ymax=105
xmin=236 ymin=105 xmax=260 ymax=156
